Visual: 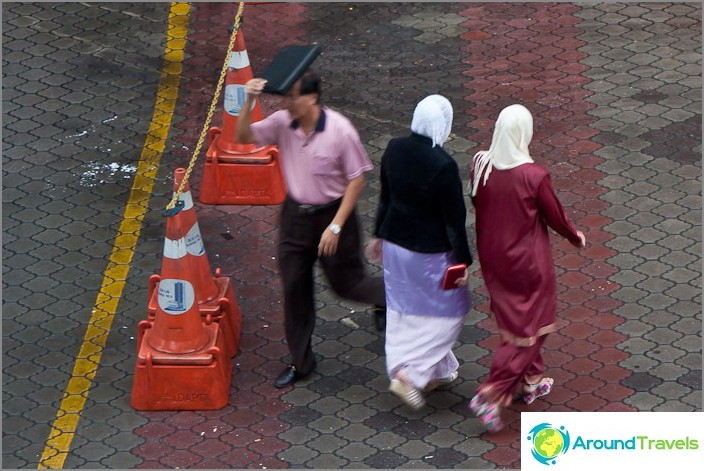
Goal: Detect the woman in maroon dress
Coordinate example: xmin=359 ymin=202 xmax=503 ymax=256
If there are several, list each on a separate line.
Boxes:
xmin=468 ymin=104 xmax=585 ymax=432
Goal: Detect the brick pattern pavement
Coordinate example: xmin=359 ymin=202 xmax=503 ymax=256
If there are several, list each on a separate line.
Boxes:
xmin=2 ymin=3 xmax=172 ymax=468
xmin=2 ymin=2 xmax=701 ymax=470
xmin=576 ymin=2 xmax=702 ymax=412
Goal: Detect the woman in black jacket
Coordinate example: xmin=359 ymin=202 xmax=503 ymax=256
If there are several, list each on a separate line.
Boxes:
xmin=367 ymin=95 xmax=473 ymax=410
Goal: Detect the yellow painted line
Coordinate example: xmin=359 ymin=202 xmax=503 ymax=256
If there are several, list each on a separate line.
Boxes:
xmin=38 ymin=3 xmax=191 ymax=469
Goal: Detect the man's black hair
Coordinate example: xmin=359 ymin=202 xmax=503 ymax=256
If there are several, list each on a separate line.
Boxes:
xmin=299 ymin=70 xmax=321 ymax=103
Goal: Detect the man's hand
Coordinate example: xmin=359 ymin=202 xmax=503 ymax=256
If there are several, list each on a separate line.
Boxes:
xmin=237 ymin=78 xmax=267 ymax=144
xmin=576 ymin=230 xmax=586 ymax=248
xmin=245 ymin=78 xmax=267 ymax=97
xmin=318 ymin=228 xmax=340 ymax=257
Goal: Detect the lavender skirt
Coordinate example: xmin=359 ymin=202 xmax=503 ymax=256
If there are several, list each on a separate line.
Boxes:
xmin=382 ymin=241 xmax=470 ymax=318
xmin=382 ymin=241 xmax=471 ymax=388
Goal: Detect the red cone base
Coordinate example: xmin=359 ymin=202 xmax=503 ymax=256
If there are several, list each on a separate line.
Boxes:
xmin=131 ymin=321 xmax=232 ymax=410
xmin=199 ymin=129 xmax=286 ymax=206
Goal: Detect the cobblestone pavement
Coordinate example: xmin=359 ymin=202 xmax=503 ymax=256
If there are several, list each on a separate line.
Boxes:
xmin=2 ymin=2 xmax=701 ymax=469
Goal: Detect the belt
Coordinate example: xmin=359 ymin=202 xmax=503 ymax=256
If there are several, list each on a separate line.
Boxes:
xmin=290 ymin=197 xmax=342 ymax=215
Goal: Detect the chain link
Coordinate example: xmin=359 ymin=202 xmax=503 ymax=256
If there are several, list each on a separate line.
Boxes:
xmin=165 ymin=1 xmax=246 ymax=213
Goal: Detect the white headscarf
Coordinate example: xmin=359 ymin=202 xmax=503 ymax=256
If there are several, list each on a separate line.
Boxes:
xmin=470 ymin=104 xmax=535 ymax=196
xmin=410 ymin=94 xmax=453 ymax=147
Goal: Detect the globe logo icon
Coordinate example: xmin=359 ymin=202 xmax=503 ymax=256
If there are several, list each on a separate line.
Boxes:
xmin=527 ymin=423 xmax=570 ymax=465
xmin=534 ymin=429 xmax=564 ymax=458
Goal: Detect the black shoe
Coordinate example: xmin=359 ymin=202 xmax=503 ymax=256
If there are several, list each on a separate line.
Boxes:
xmin=275 ymin=365 xmax=298 ymax=388
xmin=373 ymin=306 xmax=386 ymax=332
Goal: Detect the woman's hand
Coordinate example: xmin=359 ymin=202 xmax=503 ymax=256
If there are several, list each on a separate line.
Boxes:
xmin=364 ymin=238 xmax=383 ymax=263
xmin=455 ymin=267 xmax=469 ymax=287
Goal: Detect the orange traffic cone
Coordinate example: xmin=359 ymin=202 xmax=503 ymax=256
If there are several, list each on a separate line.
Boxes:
xmin=131 ymin=204 xmax=232 ymax=411
xmin=147 ymin=168 xmax=242 ymax=359
xmin=199 ymin=27 xmax=286 ymax=206
xmin=147 ymin=231 xmax=212 ymax=355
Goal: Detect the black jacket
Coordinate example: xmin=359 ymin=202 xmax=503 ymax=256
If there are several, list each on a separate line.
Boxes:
xmin=374 ymin=133 xmax=473 ymax=266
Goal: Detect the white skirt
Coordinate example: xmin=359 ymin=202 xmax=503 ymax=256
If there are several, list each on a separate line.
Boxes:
xmin=384 ymin=308 xmax=465 ymax=389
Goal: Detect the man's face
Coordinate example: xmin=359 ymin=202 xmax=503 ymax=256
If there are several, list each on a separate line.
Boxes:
xmin=282 ymin=80 xmax=316 ymax=120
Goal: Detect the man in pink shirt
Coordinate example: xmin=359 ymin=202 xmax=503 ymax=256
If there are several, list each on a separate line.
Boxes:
xmin=237 ymin=71 xmax=386 ymax=388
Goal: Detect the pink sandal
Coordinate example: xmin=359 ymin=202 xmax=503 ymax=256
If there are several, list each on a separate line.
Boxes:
xmin=523 ymin=377 xmax=554 ymax=405
xmin=469 ymin=393 xmax=504 ymax=433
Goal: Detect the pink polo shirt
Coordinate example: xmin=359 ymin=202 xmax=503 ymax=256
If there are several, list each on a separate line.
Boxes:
xmin=251 ymin=107 xmax=373 ymax=205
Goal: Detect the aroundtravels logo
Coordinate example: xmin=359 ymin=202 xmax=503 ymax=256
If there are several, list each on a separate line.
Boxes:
xmin=526 ymin=418 xmax=700 ymax=466
xmin=522 ymin=412 xmax=703 ymax=469
xmin=526 ymin=423 xmax=571 ymax=465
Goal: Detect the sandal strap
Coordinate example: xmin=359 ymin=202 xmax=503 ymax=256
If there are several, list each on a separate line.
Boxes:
xmin=523 ymin=377 xmax=554 ymax=405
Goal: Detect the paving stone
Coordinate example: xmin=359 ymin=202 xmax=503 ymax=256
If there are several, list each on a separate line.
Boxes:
xmin=363 ymin=449 xmax=408 ymax=469
xmin=305 ymin=453 xmax=350 ymax=468
xmin=645 ymin=344 xmax=688 ymax=365
xmin=335 ymin=441 xmax=378 ymax=462
xmin=309 ymin=414 xmax=350 ymax=435
xmin=276 ymin=446 xmax=319 ymax=465
xmin=279 ymin=387 xmax=321 ymax=407
xmin=337 ymin=404 xmax=377 ymax=423
xmin=98 ymin=451 xmax=143 ymax=469
xmin=363 ymin=430 xmax=408 ymax=451
xmin=635 ymin=276 xmax=676 ymax=295
xmin=675 ymin=349 xmax=702 ymax=372
xmin=336 ymin=384 xmax=378 ymax=404
xmin=650 ymin=381 xmax=693 ymax=402
xmin=671 ymin=338 xmax=702 ymax=363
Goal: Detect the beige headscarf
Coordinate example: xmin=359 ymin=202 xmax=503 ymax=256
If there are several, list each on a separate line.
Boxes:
xmin=410 ymin=94 xmax=453 ymax=147
xmin=470 ymin=104 xmax=535 ymax=196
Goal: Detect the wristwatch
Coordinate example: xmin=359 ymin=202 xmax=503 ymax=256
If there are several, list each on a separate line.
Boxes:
xmin=328 ymin=223 xmax=342 ymax=235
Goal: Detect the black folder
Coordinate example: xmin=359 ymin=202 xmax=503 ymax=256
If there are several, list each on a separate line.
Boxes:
xmin=260 ymin=44 xmax=322 ymax=95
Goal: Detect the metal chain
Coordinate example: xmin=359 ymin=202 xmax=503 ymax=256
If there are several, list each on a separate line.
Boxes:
xmin=164 ymin=1 xmax=246 ymax=213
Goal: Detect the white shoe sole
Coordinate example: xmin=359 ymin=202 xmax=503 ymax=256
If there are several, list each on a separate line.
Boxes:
xmin=389 ymin=378 xmax=426 ymax=410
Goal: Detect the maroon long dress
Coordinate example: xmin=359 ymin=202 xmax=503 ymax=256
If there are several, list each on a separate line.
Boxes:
xmin=471 ymin=162 xmax=582 ymax=406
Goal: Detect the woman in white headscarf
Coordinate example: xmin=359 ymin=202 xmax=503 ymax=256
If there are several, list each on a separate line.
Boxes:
xmin=468 ymin=104 xmax=585 ymax=432
xmin=367 ymin=95 xmax=473 ymax=410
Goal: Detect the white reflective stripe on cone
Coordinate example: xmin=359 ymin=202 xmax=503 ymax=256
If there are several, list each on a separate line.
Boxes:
xmin=163 ymin=236 xmax=188 ymax=259
xmin=228 ymin=49 xmax=250 ymax=69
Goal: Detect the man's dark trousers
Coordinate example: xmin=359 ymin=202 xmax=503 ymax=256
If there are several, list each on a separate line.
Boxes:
xmin=278 ymin=197 xmax=386 ymax=377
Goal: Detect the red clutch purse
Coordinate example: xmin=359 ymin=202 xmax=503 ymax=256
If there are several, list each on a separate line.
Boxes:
xmin=442 ymin=264 xmax=467 ymax=290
